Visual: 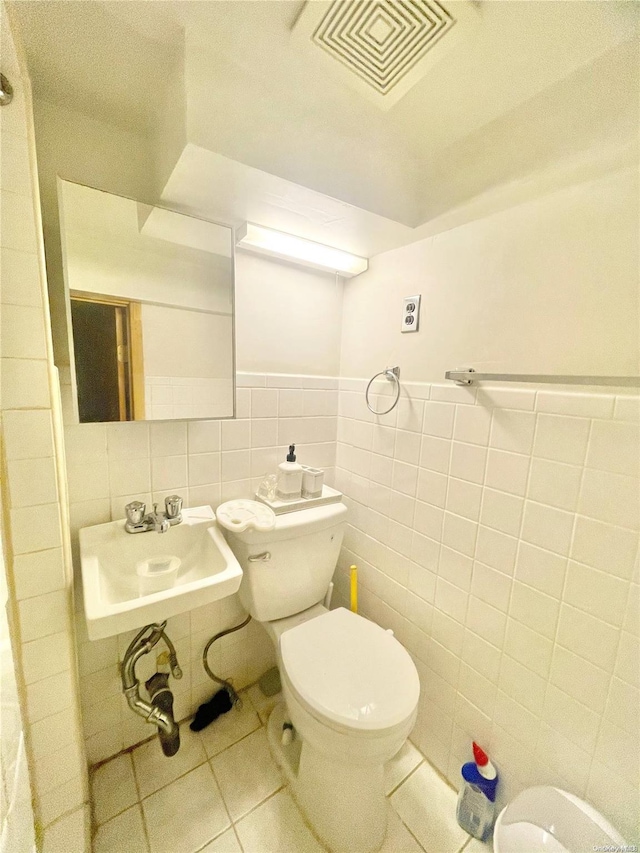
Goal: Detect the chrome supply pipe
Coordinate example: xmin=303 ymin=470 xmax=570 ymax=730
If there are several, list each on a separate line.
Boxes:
xmin=121 ymin=621 xmax=182 ymax=737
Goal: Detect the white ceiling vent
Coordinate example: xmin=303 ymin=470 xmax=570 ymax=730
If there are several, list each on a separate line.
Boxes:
xmin=293 ymin=0 xmax=480 ymax=110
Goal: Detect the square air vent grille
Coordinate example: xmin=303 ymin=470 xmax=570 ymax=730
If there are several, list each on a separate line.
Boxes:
xmin=293 ymin=0 xmax=478 ymax=110
xmin=312 ymin=0 xmax=456 ymax=96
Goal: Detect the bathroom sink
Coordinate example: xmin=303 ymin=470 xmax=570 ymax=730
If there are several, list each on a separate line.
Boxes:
xmin=79 ymin=506 xmax=242 ymax=640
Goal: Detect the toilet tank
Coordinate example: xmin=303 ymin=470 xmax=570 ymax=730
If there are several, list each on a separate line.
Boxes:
xmin=225 ymin=502 xmax=348 ymax=622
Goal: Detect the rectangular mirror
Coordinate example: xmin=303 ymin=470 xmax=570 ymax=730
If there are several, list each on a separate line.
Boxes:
xmin=58 ymin=179 xmax=235 ymax=422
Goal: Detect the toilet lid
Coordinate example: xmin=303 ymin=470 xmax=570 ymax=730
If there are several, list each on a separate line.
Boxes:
xmin=280 ymin=607 xmax=420 ymax=732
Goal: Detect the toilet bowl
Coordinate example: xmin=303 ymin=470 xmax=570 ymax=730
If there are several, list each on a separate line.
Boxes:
xmin=494 ymin=786 xmax=627 ymax=853
xmin=225 ymin=501 xmax=420 ymax=852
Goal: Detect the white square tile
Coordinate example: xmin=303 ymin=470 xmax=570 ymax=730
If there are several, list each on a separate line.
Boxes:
xmin=504 ymin=618 xmax=553 ymax=679
xmin=527 ymin=458 xmax=582 ymax=512
xmin=13 ymin=547 xmax=65 ymax=600
xmin=251 ymin=389 xmax=278 ymax=418
xmin=535 ymin=722 xmax=592 ymax=793
xmin=395 ymin=430 xmax=421 ymax=465
xmin=420 ymin=435 xmax=451 ymax=474
xmin=93 ymin=805 xmax=148 ymax=853
xmin=392 ymin=461 xmax=418 ymax=497
xmin=521 ymin=501 xmax=573 ymax=556
xmin=150 ymin=421 xmax=187 ymax=456
xmin=221 ymin=419 xmax=251 ymax=451
xmin=480 ymin=488 xmax=523 ymax=537
xmin=557 ymin=603 xmax=620 ymax=673
xmin=1 ymin=246 xmax=42 ymax=307
xmin=251 ymin=418 xmax=278 ymax=448
xmin=587 ymin=419 xmax=639 ymax=477
xmin=471 ymin=562 xmax=512 ymax=612
xmin=132 ymin=724 xmax=207 ymax=799
xmin=390 ymin=761 xmax=468 ymax=853
xmin=614 ymin=630 xmax=639 ymax=687
xmin=536 ymin=391 xmax=614 ymax=419
xmin=450 ymin=442 xmax=487 ymax=485
xmin=188 ymin=421 xmax=220 ymax=454
xmin=442 ymin=512 xmax=477 ymax=559
xmin=397 ymin=398 xmax=424 ymax=433
xmin=490 ymin=410 xmax=536 ymax=455
xmin=414 ymin=500 xmax=444 ymax=540
xmin=188 ymin=452 xmax=221 ymax=487
xmin=1 ymin=357 xmax=49 ymax=408
xmin=564 ymin=561 xmax=629 ymax=627
xmin=221 ymin=450 xmax=251 ymax=483
xmin=475 ymin=526 xmax=518 ymax=575
xmin=26 ymin=670 xmax=73 ymax=724
xmin=234 ymin=788 xmax=324 ymax=853
xmin=446 ymin=478 xmax=482 ymax=521
xmin=22 ymin=631 xmax=71 ymax=684
xmin=533 ymin=414 xmax=590 ymax=465
xmin=278 ymin=389 xmax=304 ymax=417
xmin=614 ymin=396 xmax=640 ymax=422
xmin=466 ymin=597 xmax=507 ymax=649
xmin=64 ymin=423 xmax=107 ymax=464
xmin=498 ymin=654 xmax=546 ymax=715
xmin=453 ymin=405 xmax=491 ymax=445
xmin=475 ymin=387 xmax=535 ymax=411
xmin=107 ymin=422 xmax=149 ymax=459
xmin=3 ymin=409 xmax=53 ymax=459
xmin=462 ymin=629 xmax=502 ymax=683
xmin=510 ymin=581 xmax=559 ymax=639
xmin=485 ymin=449 xmax=530 ymax=497
xmin=210 ymin=727 xmax=282 ymax=821
xmin=571 ymin=516 xmax=638 ymax=579
xmin=379 ymin=804 xmax=424 ymax=852
xmin=66 ymin=460 xmax=110 ymax=503
xmin=578 ymin=468 xmax=639 ymax=530
xmin=422 ymin=402 xmax=455 ymax=438
xmin=91 ymin=754 xmax=138 ymax=826
xmin=151 ymin=455 xmax=188 ymax=490
xmin=1 ymin=303 xmax=46 ymax=359
xmin=198 ymin=699 xmax=261 ymax=758
xmin=542 ymin=683 xmax=601 ymax=754
xmin=11 ymin=502 xmax=61 ymax=555
xmin=550 ymin=645 xmax=611 ymax=714
xmin=142 ymin=763 xmax=229 ymax=853
xmin=7 ymin=456 xmax=58 ymax=507
xmin=417 ymin=468 xmax=448 ymax=508
xmin=109 ymin=457 xmax=150 ymax=497
xmin=514 ymin=542 xmax=566 ymax=599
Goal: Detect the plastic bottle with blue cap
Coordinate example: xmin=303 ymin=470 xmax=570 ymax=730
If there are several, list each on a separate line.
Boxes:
xmin=456 ymin=742 xmax=499 ymax=841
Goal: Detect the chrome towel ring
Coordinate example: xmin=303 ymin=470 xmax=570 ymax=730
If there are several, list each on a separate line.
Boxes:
xmin=365 ymin=366 xmax=401 ymax=415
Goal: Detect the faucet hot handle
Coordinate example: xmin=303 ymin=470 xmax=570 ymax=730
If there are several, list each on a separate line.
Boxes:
xmin=165 ymin=495 xmax=183 ymax=520
xmin=125 ymin=501 xmax=146 ymax=526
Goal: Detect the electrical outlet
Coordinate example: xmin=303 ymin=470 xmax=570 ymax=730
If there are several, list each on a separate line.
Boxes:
xmin=401 ymin=295 xmax=421 ymax=333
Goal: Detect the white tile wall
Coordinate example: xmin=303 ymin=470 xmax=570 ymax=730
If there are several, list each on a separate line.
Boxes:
xmin=333 ymin=380 xmax=639 ymax=841
xmin=0 ymin=4 xmax=89 ymax=847
xmin=64 ymin=373 xmax=337 ymax=765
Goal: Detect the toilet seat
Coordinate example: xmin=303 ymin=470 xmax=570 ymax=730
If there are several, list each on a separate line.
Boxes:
xmin=279 ymin=607 xmax=420 ymax=734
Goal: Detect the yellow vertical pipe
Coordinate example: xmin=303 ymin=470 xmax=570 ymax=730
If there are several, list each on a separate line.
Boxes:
xmin=350 ymin=565 xmax=358 ymax=613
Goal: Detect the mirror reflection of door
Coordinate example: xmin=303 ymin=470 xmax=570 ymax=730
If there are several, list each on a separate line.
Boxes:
xmin=70 ymin=292 xmax=145 ymax=422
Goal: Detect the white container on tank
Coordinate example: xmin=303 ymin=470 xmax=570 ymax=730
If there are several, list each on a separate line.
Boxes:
xmin=277 ymin=444 xmax=303 ymax=501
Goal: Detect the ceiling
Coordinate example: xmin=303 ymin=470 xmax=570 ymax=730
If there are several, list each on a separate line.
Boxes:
xmin=11 ymin=0 xmax=640 ymax=249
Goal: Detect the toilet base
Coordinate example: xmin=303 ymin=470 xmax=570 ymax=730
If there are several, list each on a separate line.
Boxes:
xmin=267 ymin=701 xmax=387 ymax=853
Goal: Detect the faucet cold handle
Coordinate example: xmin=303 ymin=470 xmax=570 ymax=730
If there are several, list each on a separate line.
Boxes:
xmin=125 ymin=501 xmax=146 ymax=526
xmin=165 ymin=494 xmax=183 ymax=520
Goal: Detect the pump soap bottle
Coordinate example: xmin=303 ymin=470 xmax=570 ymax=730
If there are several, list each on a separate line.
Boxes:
xmin=276 ymin=444 xmax=303 ymax=501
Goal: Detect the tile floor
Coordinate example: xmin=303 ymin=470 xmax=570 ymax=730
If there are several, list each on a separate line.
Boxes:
xmin=91 ymin=686 xmax=493 ymax=853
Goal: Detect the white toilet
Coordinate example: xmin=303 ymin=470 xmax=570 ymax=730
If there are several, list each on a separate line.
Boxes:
xmin=226 ymin=501 xmax=420 ymax=853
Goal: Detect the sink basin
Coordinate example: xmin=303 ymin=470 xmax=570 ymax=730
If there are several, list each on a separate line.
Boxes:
xmin=79 ymin=506 xmax=242 ymax=640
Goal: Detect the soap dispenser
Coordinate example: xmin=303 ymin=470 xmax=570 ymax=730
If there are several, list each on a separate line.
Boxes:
xmin=276 ymin=444 xmax=303 ymax=501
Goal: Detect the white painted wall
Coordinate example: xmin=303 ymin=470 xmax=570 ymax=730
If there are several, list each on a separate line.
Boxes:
xmin=340 ymin=166 xmax=639 ymax=382
xmin=234 ymin=251 xmax=344 ymax=377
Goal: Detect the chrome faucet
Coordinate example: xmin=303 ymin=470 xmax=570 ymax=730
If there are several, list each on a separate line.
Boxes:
xmin=125 ymin=496 xmax=183 ymax=534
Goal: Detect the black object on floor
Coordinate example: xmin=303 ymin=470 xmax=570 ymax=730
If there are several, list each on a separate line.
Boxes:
xmin=189 ymin=688 xmax=233 ymax=731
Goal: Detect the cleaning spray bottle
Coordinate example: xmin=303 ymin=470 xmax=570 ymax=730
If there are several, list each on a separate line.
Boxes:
xmin=455 ymin=741 xmax=498 ymax=841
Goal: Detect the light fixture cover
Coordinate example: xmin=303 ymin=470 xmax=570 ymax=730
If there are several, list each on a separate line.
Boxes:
xmin=236 ymin=222 xmax=368 ymax=278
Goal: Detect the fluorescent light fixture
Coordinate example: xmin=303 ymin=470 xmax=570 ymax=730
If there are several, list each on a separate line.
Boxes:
xmin=236 ymin=222 xmax=368 ymax=278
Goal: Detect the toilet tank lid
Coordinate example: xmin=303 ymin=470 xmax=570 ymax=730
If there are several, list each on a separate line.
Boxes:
xmin=497 ymin=786 xmax=626 ymax=852
xmin=280 ymin=607 xmax=419 ymax=732
xmin=226 ymin=501 xmax=347 ymax=544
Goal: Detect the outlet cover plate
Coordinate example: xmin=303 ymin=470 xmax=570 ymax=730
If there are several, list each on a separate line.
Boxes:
xmin=402 ymin=295 xmax=421 ymax=333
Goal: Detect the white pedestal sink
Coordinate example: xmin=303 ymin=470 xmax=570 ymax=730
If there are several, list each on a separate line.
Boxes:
xmin=79 ymin=506 xmax=242 ymax=640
